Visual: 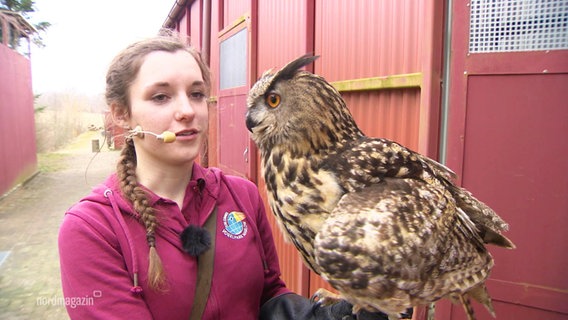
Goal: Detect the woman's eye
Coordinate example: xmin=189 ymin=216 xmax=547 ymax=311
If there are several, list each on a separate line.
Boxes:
xmin=152 ymin=93 xmax=170 ymax=103
xmin=189 ymin=92 xmax=206 ymax=101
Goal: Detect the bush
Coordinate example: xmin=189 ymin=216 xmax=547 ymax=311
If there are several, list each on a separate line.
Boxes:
xmin=34 ymin=92 xmax=106 ymax=153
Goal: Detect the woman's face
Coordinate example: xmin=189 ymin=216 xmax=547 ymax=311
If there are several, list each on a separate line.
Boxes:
xmin=126 ymin=50 xmax=208 ymax=167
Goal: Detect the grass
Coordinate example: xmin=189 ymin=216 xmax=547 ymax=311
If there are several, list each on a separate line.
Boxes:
xmin=37 ymin=153 xmax=69 ymax=173
xmin=35 ymin=110 xmax=105 ymax=153
xmin=36 ymin=129 xmax=116 ymax=174
xmin=63 ymin=130 xmax=107 ymax=153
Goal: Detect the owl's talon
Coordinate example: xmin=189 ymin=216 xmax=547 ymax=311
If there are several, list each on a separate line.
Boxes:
xmin=310 ymin=288 xmax=342 ymax=306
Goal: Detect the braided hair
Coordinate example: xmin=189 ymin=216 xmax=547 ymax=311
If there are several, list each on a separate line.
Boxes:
xmin=106 ymin=30 xmax=211 ymax=290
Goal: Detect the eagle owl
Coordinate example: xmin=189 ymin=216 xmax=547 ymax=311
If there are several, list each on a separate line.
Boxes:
xmin=245 ymin=55 xmax=515 ymax=320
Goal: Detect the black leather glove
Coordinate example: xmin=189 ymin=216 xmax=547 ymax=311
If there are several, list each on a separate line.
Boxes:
xmin=259 ymin=293 xmax=391 ymax=320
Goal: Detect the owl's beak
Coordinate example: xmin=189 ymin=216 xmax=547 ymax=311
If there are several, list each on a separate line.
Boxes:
xmin=245 ymin=112 xmax=257 ymax=133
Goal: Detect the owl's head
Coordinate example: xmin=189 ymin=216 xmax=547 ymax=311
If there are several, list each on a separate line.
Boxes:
xmin=246 ymin=54 xmax=361 ymax=155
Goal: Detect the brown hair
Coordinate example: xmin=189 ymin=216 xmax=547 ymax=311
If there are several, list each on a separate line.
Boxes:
xmin=106 ymin=29 xmax=211 ymax=291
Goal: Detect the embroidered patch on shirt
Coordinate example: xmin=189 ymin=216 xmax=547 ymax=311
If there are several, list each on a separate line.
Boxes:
xmin=222 ymin=211 xmax=248 ymax=240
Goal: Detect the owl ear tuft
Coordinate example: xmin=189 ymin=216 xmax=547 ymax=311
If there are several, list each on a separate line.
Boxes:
xmin=272 ymin=54 xmax=319 ymax=83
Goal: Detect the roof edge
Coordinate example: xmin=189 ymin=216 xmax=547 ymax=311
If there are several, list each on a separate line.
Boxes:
xmin=162 ymin=0 xmax=189 ymax=29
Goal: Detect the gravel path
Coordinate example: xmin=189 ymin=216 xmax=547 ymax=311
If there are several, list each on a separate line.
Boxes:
xmin=0 ymin=132 xmax=120 ymax=319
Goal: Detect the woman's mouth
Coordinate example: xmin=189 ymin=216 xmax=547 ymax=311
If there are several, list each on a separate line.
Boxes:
xmin=175 ymin=129 xmax=199 ymax=139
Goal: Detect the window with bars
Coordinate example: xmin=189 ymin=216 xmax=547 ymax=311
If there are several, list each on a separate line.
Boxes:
xmin=469 ymin=0 xmax=568 ymax=53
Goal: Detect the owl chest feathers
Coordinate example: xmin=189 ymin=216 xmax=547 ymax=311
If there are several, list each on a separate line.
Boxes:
xmin=262 ymin=149 xmax=343 ymax=254
xmin=264 ymin=150 xmax=342 ymax=215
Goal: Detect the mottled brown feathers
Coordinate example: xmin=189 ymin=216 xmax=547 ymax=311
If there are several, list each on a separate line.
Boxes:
xmin=246 ymin=54 xmax=514 ymax=319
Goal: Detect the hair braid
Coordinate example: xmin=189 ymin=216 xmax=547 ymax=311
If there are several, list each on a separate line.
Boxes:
xmin=117 ymin=140 xmax=167 ymax=291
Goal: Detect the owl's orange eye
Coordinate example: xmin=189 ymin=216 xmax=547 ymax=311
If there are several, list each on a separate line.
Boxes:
xmin=266 ymin=93 xmax=281 ymax=108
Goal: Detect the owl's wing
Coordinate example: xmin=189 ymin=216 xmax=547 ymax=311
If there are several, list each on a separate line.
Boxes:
xmin=324 ymin=137 xmax=514 ymax=249
xmin=313 ymin=178 xmax=491 ymax=315
xmin=448 ymin=184 xmax=515 ymax=248
xmin=325 ymin=138 xmax=454 ymax=191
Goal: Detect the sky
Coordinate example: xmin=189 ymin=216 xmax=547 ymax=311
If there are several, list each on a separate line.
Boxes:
xmin=30 ymin=0 xmax=174 ymax=95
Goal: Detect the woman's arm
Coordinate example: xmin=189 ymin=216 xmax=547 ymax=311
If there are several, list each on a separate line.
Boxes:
xmin=251 ymin=188 xmax=291 ymax=304
xmin=58 ymin=212 xmax=153 ymax=319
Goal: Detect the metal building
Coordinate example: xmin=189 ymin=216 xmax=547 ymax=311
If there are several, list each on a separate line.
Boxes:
xmin=163 ymin=1 xmax=568 ymax=319
xmin=0 ymin=10 xmax=37 ymax=197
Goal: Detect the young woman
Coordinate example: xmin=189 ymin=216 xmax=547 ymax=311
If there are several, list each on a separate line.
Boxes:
xmin=58 ymin=31 xmax=392 ymax=320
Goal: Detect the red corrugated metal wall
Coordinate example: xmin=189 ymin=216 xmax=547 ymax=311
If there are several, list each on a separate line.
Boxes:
xmin=190 ymin=2 xmax=201 ymax=48
xmin=315 ymin=0 xmax=443 ymax=155
xmin=316 ymin=1 xmax=421 ymax=79
xmin=343 ymin=90 xmax=420 ymax=149
xmin=222 ymin=0 xmax=248 ymax=27
xmin=0 ymin=44 xmax=37 ymax=196
xmin=179 ymin=10 xmax=190 ymax=40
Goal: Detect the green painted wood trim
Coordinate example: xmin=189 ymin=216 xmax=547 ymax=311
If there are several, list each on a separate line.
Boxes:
xmin=331 ymin=73 xmax=423 ymax=92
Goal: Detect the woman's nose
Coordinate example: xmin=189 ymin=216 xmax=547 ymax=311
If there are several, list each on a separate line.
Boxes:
xmin=174 ymin=95 xmax=196 ymax=121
